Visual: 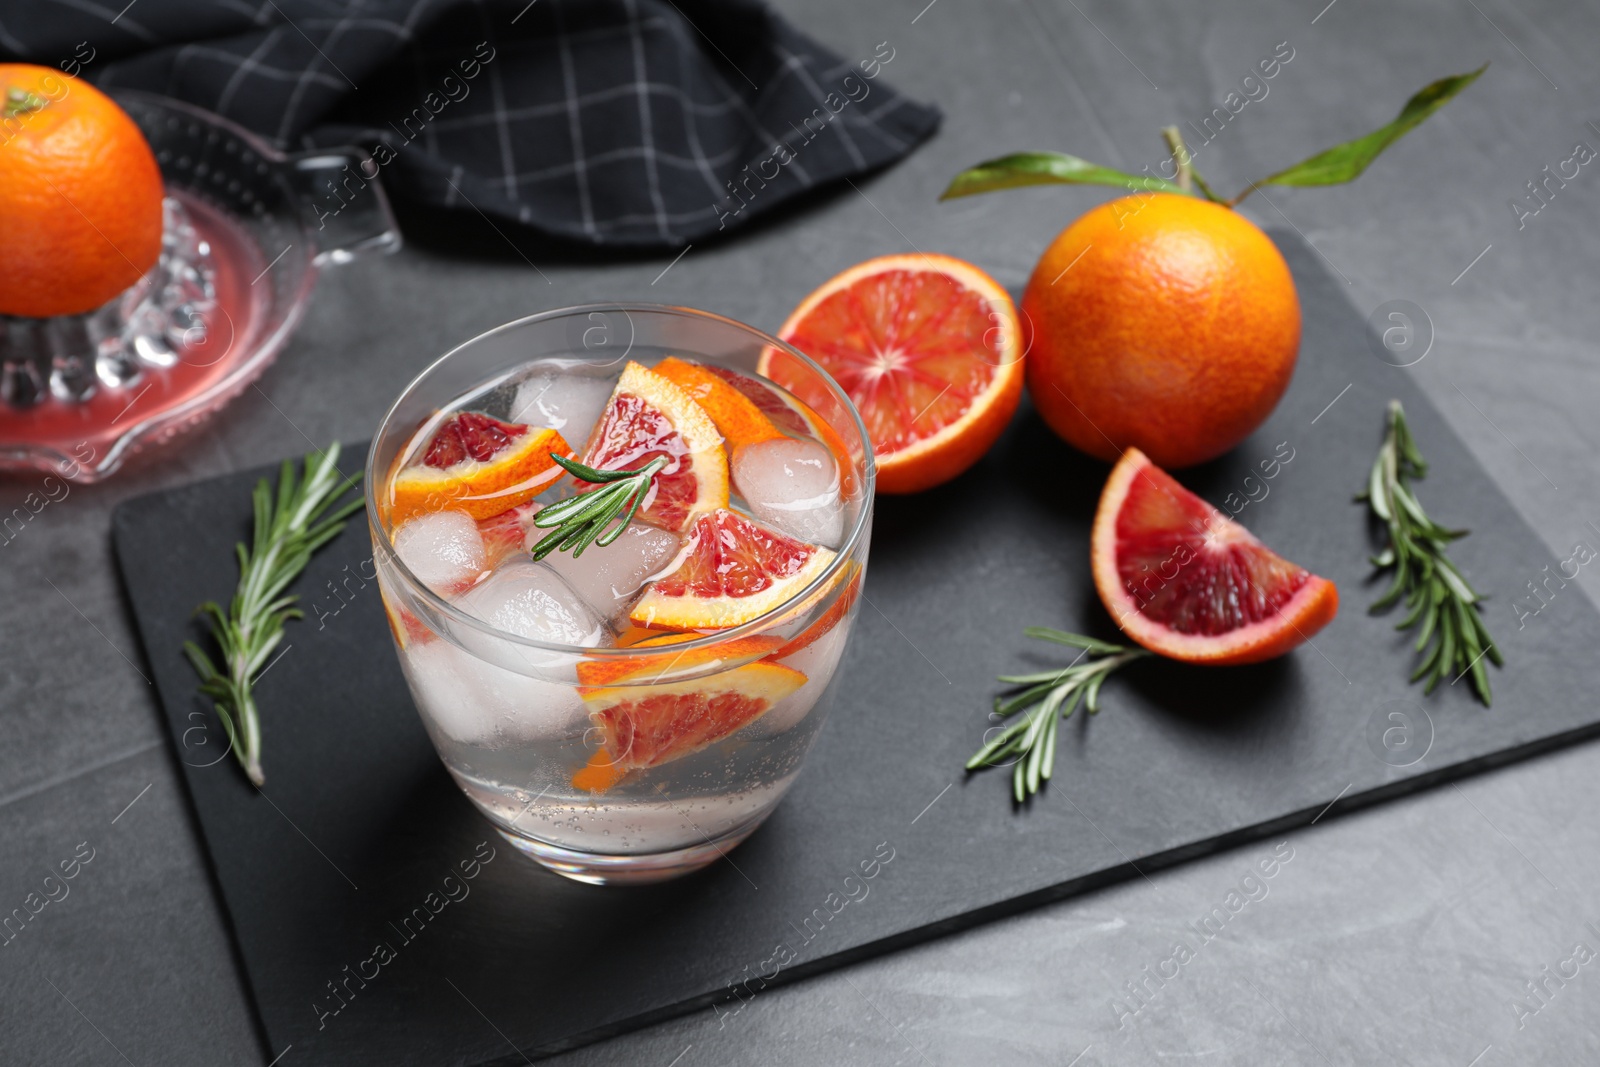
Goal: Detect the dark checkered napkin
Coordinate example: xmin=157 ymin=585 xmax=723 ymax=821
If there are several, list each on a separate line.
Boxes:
xmin=5 ymin=0 xmax=940 ymax=247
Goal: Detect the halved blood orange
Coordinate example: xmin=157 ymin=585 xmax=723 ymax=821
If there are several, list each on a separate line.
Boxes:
xmin=766 ymin=253 xmax=1024 ymax=494
xmin=1091 ymin=448 xmax=1338 ymax=665
xmin=581 ymin=361 xmax=728 ymax=531
xmin=579 ymin=659 xmax=806 ymax=776
xmin=653 ymin=357 xmax=784 ymax=451
xmin=630 ymin=509 xmax=835 ymax=630
xmin=390 ymin=413 xmax=570 ymax=522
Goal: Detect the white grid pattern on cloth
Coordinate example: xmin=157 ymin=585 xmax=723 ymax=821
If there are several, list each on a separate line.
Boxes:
xmin=550 ymin=0 xmax=600 ymax=239
xmin=623 ymin=0 xmax=672 ymax=243
xmin=9 ymin=0 xmax=939 ymax=248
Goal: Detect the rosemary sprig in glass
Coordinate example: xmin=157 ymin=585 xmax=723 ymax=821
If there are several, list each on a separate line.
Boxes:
xmin=184 ymin=444 xmax=364 ymax=786
xmin=529 ymin=453 xmax=668 ymax=560
xmin=1359 ymin=399 xmax=1500 ymax=705
xmin=967 ymin=628 xmax=1148 ymax=802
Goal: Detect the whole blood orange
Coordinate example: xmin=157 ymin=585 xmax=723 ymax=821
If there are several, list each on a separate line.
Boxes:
xmin=0 ymin=64 xmax=165 ymax=318
xmin=1023 ymin=194 xmax=1300 ymax=468
xmin=1091 ymin=448 xmax=1337 ymax=665
xmin=768 ymin=253 xmax=1024 ymax=494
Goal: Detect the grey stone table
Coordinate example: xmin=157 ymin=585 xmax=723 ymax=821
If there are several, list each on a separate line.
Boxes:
xmin=3 ymin=0 xmax=1597 ymax=1062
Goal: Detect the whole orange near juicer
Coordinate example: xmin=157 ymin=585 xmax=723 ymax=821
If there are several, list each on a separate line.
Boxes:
xmin=0 ymin=64 xmax=398 ymax=482
xmin=0 ymin=65 xmax=165 ymax=319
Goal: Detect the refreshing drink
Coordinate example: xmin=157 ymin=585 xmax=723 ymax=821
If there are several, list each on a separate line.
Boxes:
xmin=367 ymin=307 xmax=872 ymax=884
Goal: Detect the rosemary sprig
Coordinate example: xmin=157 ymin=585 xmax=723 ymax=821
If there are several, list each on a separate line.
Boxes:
xmin=183 ymin=445 xmax=364 ymax=786
xmin=529 ymin=453 xmax=668 ymax=560
xmin=1359 ymin=400 xmax=1501 ymax=705
xmin=966 ymin=628 xmax=1148 ymax=802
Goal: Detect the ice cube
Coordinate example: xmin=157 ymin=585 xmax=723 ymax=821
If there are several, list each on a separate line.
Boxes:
xmin=511 ymin=370 xmax=613 ymax=451
xmin=456 ymin=557 xmax=608 ymax=648
xmin=544 ymin=521 xmax=683 ymax=619
xmin=393 ymin=510 xmax=485 ymax=593
xmin=732 ymin=438 xmax=844 ymax=548
xmin=399 ymin=639 xmax=491 ymax=745
xmin=401 ymin=638 xmax=587 ymax=746
xmin=761 ymin=621 xmax=850 ymax=735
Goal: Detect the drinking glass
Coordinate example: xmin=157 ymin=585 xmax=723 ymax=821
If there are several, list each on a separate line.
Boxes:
xmin=367 ymin=305 xmax=873 ymax=884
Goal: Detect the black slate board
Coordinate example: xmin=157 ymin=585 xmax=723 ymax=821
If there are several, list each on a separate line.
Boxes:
xmin=114 ymin=235 xmax=1600 ymax=1066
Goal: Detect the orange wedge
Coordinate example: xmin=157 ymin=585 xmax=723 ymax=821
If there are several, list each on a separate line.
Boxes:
xmin=581 ymin=361 xmax=728 ymax=532
xmin=629 ymin=509 xmax=835 ymax=630
xmin=612 ymin=625 xmax=669 ymax=648
xmin=380 ymin=586 xmax=435 ymax=648
xmin=576 ymin=632 xmax=785 ymax=691
xmin=571 ymin=750 xmax=629 ymax=793
xmin=703 ymin=362 xmax=858 ymax=497
xmin=653 ymin=357 xmax=785 ymax=451
xmin=769 ymin=563 xmax=861 ymax=660
xmin=581 ymin=659 xmax=807 ymax=772
xmin=390 ymin=413 xmax=570 ymax=522
xmin=476 ymin=501 xmax=539 ymax=566
xmin=704 ymin=364 xmax=811 ymax=436
xmin=1092 ymin=448 xmax=1339 ymax=665
xmin=766 ymin=253 xmax=1023 ymax=494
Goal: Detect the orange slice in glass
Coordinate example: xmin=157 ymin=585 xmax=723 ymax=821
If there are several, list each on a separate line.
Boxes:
xmin=629 ymin=509 xmax=835 ymax=630
xmin=576 ymin=632 xmax=785 ymax=691
xmin=581 ymin=361 xmax=728 ymax=532
xmin=390 ymin=412 xmax=570 ymax=522
xmin=653 ymin=357 xmax=785 ymax=451
xmin=580 ymin=659 xmax=806 ymax=774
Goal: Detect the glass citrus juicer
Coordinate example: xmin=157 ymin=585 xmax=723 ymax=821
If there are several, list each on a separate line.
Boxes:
xmin=0 ymin=91 xmax=399 ymax=482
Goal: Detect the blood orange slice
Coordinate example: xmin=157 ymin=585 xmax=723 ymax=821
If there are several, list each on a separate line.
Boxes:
xmin=391 ymin=413 xmax=570 ymax=522
xmin=380 ymin=586 xmax=435 ymax=648
xmin=1091 ymin=448 xmax=1338 ymax=665
xmin=768 ymin=562 xmax=861 ymax=661
xmin=653 ymin=357 xmax=784 ymax=451
xmin=766 ymin=253 xmax=1024 ymax=494
xmin=578 ymin=659 xmax=807 ymax=779
xmin=477 ymin=501 xmax=539 ymax=566
xmin=703 ymin=363 xmax=858 ymax=497
xmin=704 ymin=364 xmax=812 ymax=437
xmin=629 ymin=509 xmax=835 ymax=630
xmin=575 ymin=632 xmax=785 ymax=691
xmin=581 ymin=361 xmax=728 ymax=531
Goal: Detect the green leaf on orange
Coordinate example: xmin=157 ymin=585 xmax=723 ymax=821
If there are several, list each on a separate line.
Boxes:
xmin=1247 ymin=65 xmax=1487 ymax=193
xmin=939 ymin=152 xmax=1186 ymax=201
